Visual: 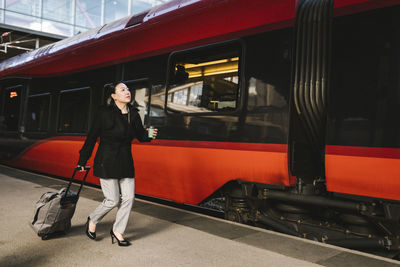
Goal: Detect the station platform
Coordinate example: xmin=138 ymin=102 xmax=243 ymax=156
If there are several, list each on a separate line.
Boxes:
xmin=0 ymin=164 xmax=399 ymax=267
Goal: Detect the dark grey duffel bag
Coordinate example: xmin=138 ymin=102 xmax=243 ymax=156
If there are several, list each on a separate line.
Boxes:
xmin=31 ymin=166 xmax=90 ymax=240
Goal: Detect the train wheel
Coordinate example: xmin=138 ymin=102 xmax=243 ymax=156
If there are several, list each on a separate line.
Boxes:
xmin=224 ymin=193 xmax=249 ymax=223
xmin=225 ymin=209 xmax=244 ymax=223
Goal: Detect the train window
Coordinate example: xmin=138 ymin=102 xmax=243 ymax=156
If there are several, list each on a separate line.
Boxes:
xmin=128 ymin=81 xmax=150 ymax=125
xmin=167 ymin=43 xmax=241 ymax=114
xmin=1 ymin=86 xmax=22 ymax=132
xmin=26 ymin=93 xmax=51 ymax=132
xmin=328 ymin=5 xmax=400 ymax=148
xmin=149 ymin=84 xmax=166 ymax=120
xmin=123 ymin=55 xmax=168 ymax=126
xmin=57 ymin=87 xmax=90 ymax=133
xmin=242 ymin=29 xmax=292 ymax=143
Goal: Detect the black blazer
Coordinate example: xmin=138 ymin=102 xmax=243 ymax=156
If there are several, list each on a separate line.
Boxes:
xmin=78 ymin=104 xmax=151 ymax=179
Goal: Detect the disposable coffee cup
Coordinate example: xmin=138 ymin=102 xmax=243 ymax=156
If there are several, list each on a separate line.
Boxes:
xmin=148 ymin=126 xmax=155 ymax=138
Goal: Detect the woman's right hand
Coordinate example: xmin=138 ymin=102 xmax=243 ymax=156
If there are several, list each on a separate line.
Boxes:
xmin=77 ymin=165 xmax=85 ymax=172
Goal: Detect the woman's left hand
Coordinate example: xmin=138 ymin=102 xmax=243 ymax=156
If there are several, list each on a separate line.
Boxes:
xmin=151 ymin=128 xmax=158 ymax=139
xmin=147 ymin=127 xmax=158 ymax=139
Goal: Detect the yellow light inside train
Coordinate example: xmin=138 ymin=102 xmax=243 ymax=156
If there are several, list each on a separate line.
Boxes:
xmin=185 ymin=57 xmax=239 ymax=78
xmin=9 ymin=91 xmax=18 ymax=98
xmin=185 ymin=58 xmax=231 ymax=68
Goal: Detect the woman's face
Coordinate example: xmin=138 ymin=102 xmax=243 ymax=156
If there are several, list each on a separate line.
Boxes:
xmin=112 ymin=83 xmax=131 ymax=104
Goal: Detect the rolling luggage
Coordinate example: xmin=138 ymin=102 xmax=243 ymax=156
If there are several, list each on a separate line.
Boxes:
xmin=30 ymin=166 xmax=91 ymax=240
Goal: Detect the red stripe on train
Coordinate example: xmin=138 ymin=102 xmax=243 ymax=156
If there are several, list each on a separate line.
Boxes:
xmin=325 ymin=145 xmax=400 ymax=201
xmin=325 ymin=145 xmax=400 ymax=159
xmin=25 ymin=136 xmax=288 ymax=153
xmin=7 ymin=137 xmax=290 ymax=204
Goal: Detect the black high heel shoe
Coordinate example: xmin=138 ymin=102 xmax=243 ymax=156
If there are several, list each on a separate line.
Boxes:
xmin=110 ymin=229 xmax=131 ymax=246
xmin=85 ymin=217 xmax=96 ymax=240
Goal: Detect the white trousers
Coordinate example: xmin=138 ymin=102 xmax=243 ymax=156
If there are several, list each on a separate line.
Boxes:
xmin=89 ymin=178 xmax=135 ymax=234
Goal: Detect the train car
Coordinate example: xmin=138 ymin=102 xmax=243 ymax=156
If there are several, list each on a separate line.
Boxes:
xmin=0 ymin=0 xmax=399 ymax=256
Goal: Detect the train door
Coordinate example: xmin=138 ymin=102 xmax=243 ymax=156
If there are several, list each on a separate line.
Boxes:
xmin=241 ymin=27 xmax=293 ymax=187
xmin=325 ymin=4 xmax=400 ymax=201
xmin=0 ymin=79 xmax=30 ymax=161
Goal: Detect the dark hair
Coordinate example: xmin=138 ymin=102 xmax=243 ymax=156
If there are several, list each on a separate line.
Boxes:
xmin=105 ymin=81 xmax=124 ymax=106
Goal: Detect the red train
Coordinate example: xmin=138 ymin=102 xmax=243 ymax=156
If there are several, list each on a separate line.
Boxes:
xmin=0 ymin=0 xmax=399 ymax=255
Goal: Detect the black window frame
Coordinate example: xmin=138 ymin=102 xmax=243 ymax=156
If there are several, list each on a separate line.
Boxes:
xmin=56 ymin=86 xmax=92 ymax=135
xmin=165 ymin=39 xmax=245 ymax=116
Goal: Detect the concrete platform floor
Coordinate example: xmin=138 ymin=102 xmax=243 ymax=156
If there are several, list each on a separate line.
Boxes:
xmin=0 ymin=164 xmax=399 ymax=267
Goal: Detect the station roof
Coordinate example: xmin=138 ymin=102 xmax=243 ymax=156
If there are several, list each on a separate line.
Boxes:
xmin=0 ymin=25 xmax=62 ymax=63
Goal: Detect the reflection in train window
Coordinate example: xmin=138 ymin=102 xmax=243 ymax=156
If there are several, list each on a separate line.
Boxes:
xmin=167 ymin=46 xmax=240 ymax=113
xmin=26 ymin=93 xmax=51 ymax=132
xmin=125 ymin=80 xmax=150 ymax=124
xmin=242 ymin=29 xmax=292 ymax=143
xmin=149 ymin=84 xmax=166 ymax=121
xmin=58 ymin=88 xmax=90 ymax=133
xmin=328 ymin=6 xmax=400 ymax=148
xmin=1 ymin=86 xmax=22 ymax=131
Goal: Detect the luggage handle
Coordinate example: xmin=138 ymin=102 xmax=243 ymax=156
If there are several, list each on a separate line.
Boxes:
xmin=64 ymin=166 xmax=91 ymax=199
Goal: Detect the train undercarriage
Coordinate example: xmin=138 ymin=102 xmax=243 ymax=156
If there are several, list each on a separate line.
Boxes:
xmin=203 ymin=180 xmax=400 ymax=260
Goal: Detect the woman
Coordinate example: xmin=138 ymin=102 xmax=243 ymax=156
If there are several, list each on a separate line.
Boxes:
xmin=77 ymin=82 xmax=157 ymax=246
